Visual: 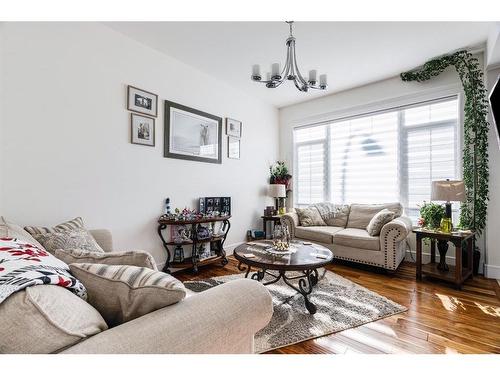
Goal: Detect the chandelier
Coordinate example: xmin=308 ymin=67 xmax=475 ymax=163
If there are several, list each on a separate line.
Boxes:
xmin=251 ymin=21 xmax=327 ymax=92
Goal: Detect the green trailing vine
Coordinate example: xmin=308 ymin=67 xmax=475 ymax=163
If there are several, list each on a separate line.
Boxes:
xmin=400 ymin=50 xmax=489 ymax=236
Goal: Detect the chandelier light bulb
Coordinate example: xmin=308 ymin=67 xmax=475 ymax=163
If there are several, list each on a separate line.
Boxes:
xmin=250 ymin=21 xmax=328 ymax=92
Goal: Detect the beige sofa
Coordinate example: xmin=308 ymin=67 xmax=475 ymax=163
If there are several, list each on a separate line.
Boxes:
xmin=281 ymin=203 xmax=412 ymax=271
xmin=0 ymin=227 xmax=273 ymax=354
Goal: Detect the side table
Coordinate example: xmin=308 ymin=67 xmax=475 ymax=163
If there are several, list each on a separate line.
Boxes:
xmin=261 ymin=215 xmax=282 ymax=239
xmin=413 ymin=228 xmax=475 ymax=289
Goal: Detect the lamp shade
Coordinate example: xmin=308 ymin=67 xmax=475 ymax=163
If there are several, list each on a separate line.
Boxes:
xmin=431 ymin=180 xmax=465 ymax=202
xmin=268 ymin=184 xmax=286 ymax=198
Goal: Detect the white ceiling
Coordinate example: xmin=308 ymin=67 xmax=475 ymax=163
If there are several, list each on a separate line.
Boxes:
xmin=106 ymin=22 xmax=493 ymax=108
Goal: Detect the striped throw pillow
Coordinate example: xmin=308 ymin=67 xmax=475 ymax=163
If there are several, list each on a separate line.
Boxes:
xmin=24 ymin=217 xmax=85 ymax=236
xmin=55 ymin=248 xmax=157 ymax=270
xmin=69 ymin=263 xmax=186 ymax=326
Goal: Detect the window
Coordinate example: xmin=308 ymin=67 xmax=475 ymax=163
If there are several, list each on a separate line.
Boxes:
xmin=293 ymin=97 xmax=459 ymax=221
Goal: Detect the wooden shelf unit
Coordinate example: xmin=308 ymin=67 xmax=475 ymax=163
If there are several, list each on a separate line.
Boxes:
xmin=157 ymin=216 xmax=231 ymax=273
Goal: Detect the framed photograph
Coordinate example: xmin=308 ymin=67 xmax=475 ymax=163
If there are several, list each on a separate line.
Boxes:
xmin=131 ymin=113 xmax=155 ymax=147
xmin=127 ymin=85 xmax=158 ymax=117
xmin=164 ymin=100 xmax=222 ymax=164
xmin=228 ymin=136 xmax=241 ymax=159
xmin=226 ymin=118 xmax=242 ymax=138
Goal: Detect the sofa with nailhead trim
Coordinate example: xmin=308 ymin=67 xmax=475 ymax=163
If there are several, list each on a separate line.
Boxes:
xmin=281 ymin=203 xmax=413 ymax=271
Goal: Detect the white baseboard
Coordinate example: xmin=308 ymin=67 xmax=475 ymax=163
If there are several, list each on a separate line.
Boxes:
xmin=405 ymin=250 xmax=456 ymax=264
xmin=485 ymin=264 xmax=500 ymax=279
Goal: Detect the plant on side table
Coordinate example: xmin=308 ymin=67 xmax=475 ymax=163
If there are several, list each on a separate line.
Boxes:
xmin=418 ymin=202 xmax=445 ymax=230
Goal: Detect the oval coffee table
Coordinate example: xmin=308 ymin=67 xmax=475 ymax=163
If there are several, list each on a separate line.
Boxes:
xmin=233 ymin=240 xmax=333 ymax=314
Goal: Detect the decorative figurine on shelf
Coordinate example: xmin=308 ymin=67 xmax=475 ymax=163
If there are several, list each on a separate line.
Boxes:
xmin=173 ymin=245 xmax=185 ymax=263
xmin=165 ymin=198 xmax=171 ymax=215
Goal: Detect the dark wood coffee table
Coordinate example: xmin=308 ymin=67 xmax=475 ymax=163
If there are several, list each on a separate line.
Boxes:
xmin=233 ymin=240 xmax=333 ymax=314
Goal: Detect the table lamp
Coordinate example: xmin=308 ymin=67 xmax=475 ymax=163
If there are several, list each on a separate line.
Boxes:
xmin=431 ymin=179 xmax=465 ymax=232
xmin=268 ymin=184 xmax=286 ymax=215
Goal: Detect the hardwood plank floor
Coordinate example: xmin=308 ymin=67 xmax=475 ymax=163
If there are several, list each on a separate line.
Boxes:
xmin=175 ymin=258 xmax=500 ymax=354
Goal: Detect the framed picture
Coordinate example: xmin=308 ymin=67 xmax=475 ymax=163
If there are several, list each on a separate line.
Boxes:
xmin=164 ymin=100 xmax=222 ymax=164
xmin=228 ymin=136 xmax=240 ymax=159
xmin=131 ymin=113 xmax=155 ymax=147
xmin=127 ymin=85 xmax=158 ymax=117
xmin=226 ymin=118 xmax=242 ymax=138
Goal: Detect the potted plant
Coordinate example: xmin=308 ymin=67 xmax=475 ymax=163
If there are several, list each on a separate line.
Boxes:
xmin=418 ymin=202 xmax=445 ymax=230
xmin=269 ymin=161 xmax=292 ymax=191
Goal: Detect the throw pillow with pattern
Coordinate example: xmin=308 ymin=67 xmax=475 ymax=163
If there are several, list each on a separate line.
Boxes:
xmin=295 ymin=207 xmax=326 ymax=227
xmin=366 ymin=209 xmax=395 ymax=236
xmin=69 ymin=263 xmax=187 ymax=326
xmin=55 ymin=248 xmax=157 ymax=270
xmin=24 ymin=217 xmax=85 ymax=236
xmin=34 ymin=228 xmax=104 ymax=254
xmin=313 ymin=203 xmax=350 ymax=227
xmin=0 ymin=237 xmax=87 ymax=304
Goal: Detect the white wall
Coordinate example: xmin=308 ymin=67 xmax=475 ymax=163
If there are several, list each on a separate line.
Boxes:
xmin=279 ymin=56 xmax=500 ymax=276
xmin=485 ymin=66 xmax=500 ymax=278
xmin=0 ymin=23 xmax=279 ymax=268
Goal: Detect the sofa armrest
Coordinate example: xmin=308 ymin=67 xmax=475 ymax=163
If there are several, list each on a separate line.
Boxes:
xmin=89 ymin=229 xmax=113 ymax=252
xmin=380 ymin=216 xmax=413 ymax=242
xmin=61 ymin=279 xmax=273 ymax=354
xmin=281 ymin=212 xmax=299 ymax=238
xmin=380 ymin=216 xmax=413 ymax=270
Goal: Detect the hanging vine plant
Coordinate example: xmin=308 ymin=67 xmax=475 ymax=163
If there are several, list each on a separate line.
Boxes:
xmin=400 ymin=50 xmax=489 ymax=236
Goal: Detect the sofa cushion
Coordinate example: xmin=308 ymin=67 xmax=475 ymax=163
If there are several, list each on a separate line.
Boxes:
xmin=69 ymin=263 xmax=187 ymax=326
xmin=332 ymin=228 xmax=380 ymax=251
xmin=0 ymin=285 xmax=107 ymax=353
xmin=313 ymin=203 xmax=350 ymax=227
xmin=55 ymin=248 xmax=157 ymax=270
xmin=347 ymin=203 xmax=402 ymax=229
xmin=366 ymin=209 xmax=395 ymax=236
xmin=295 ymin=226 xmax=344 ymax=244
xmin=1 ymin=216 xmax=46 ymax=251
xmin=295 ymin=207 xmax=326 ymax=227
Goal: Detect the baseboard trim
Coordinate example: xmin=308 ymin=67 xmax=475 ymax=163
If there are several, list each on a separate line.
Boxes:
xmin=485 ymin=264 xmax=500 ymax=279
xmin=405 ymin=250 xmax=456 ymax=263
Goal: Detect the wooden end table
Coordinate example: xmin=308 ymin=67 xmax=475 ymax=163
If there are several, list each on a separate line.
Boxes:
xmin=233 ymin=240 xmax=333 ymax=314
xmin=413 ymin=228 xmax=475 ymax=289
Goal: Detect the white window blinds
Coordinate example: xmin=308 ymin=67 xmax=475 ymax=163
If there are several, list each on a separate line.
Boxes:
xmin=293 ymin=97 xmax=459 ymax=221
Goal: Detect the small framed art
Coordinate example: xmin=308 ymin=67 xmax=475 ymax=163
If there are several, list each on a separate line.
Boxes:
xmin=127 ymin=85 xmax=158 ymax=117
xmin=131 ymin=113 xmax=155 ymax=147
xmin=228 ymin=136 xmax=240 ymax=159
xmin=226 ymin=118 xmax=242 ymax=138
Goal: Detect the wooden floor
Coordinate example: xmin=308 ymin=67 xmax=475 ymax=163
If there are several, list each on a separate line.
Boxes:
xmin=175 ymin=258 xmax=500 ymax=354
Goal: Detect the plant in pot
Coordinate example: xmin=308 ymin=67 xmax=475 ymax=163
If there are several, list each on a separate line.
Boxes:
xmin=418 ymin=202 xmax=445 ymax=230
xmin=269 ymin=161 xmax=292 ymax=214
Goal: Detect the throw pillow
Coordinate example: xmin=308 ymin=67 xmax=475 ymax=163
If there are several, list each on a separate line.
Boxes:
xmin=24 ymin=216 xmax=85 ymax=236
xmin=1 ymin=216 xmax=46 ymax=251
xmin=295 ymin=206 xmax=326 ymax=227
xmin=55 ymin=248 xmax=157 ymax=270
xmin=366 ymin=209 xmax=396 ymax=236
xmin=69 ymin=263 xmax=187 ymax=326
xmin=0 ymin=285 xmax=107 ymax=354
xmin=313 ymin=203 xmax=350 ymax=227
xmin=34 ymin=228 xmax=104 ymax=254
xmin=347 ymin=203 xmax=402 ymax=229
xmin=0 ymin=237 xmax=87 ymax=303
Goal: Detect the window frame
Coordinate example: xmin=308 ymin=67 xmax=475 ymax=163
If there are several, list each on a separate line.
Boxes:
xmin=292 ymin=93 xmax=463 ymax=216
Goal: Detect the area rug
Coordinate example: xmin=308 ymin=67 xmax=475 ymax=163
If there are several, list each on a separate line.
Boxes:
xmin=183 ymin=269 xmax=407 ymax=353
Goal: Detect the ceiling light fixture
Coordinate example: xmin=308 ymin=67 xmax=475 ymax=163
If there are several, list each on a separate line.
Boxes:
xmin=251 ymin=21 xmax=327 ymax=92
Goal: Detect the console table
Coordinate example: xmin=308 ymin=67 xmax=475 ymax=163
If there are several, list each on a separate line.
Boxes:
xmin=157 ymin=216 xmax=230 ymax=273
xmin=413 ymin=228 xmax=475 ymax=289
